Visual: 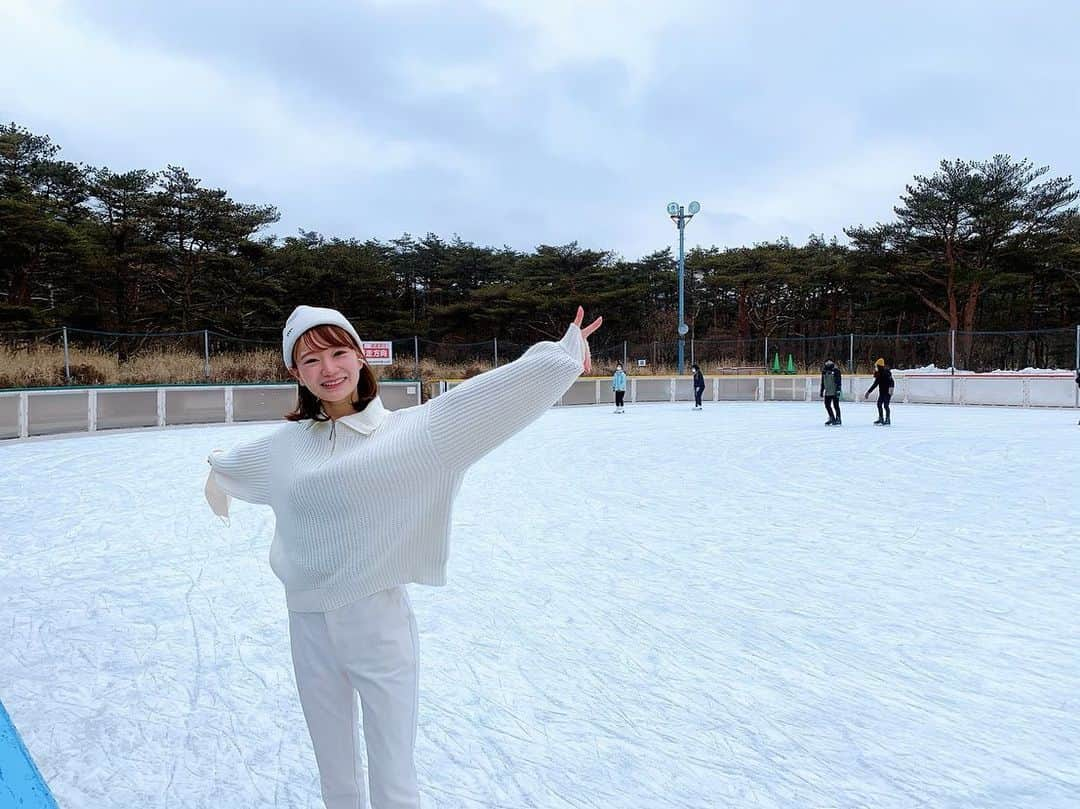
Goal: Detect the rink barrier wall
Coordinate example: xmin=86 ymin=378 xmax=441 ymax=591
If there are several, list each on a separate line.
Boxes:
xmin=431 ymin=372 xmax=1080 ymax=410
xmin=4 ymin=374 xmax=1077 ymax=441
xmin=0 ymin=381 xmax=421 ymax=441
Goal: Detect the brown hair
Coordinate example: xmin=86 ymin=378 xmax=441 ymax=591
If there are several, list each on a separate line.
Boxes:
xmin=285 ymin=324 xmax=379 ymax=422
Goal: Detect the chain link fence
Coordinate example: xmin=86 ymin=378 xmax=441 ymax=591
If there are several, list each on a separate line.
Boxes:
xmin=2 ymin=325 xmax=1079 ymax=389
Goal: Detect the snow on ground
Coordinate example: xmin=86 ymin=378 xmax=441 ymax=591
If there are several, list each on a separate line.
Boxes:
xmin=2 ymin=401 xmax=1079 ymax=808
xmin=901 ymin=365 xmax=1074 ymax=375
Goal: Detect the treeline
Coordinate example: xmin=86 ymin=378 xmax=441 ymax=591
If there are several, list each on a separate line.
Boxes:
xmin=3 ymin=122 xmax=1080 ymax=359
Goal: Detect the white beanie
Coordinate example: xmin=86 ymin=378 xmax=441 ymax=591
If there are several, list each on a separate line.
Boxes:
xmin=282 ymin=305 xmax=364 ymax=368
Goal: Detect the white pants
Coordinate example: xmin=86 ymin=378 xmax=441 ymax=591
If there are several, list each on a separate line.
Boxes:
xmin=288 ymin=586 xmax=421 ymax=809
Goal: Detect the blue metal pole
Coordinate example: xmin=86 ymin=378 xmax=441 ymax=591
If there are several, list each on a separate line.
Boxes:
xmin=677 ymin=207 xmax=686 ymax=375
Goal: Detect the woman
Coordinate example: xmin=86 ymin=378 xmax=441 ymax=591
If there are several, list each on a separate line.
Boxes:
xmin=205 ymin=303 xmax=602 ymax=809
xmin=864 ymin=357 xmax=894 ymax=425
xmin=612 ymin=362 xmax=627 ymax=413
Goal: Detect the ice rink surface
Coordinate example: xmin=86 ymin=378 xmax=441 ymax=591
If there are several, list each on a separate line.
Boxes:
xmin=2 ymin=401 xmax=1078 ymax=808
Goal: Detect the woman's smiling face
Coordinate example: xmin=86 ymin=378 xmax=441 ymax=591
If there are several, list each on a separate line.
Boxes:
xmin=289 ymin=328 xmax=365 ymax=406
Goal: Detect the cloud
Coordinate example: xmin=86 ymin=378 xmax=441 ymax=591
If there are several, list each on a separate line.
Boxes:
xmin=2 ymin=0 xmax=1078 ymax=258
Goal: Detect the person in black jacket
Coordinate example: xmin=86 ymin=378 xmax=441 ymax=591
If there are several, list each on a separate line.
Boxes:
xmin=691 ymin=363 xmax=706 ymax=409
xmin=864 ymin=358 xmax=895 ymax=425
xmin=820 ymin=359 xmax=842 ymax=425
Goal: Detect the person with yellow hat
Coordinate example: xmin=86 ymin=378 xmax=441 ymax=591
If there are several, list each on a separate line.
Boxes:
xmin=864 ymin=358 xmax=895 ymax=425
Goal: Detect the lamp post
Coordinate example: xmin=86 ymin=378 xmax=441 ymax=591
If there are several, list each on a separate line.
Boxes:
xmin=667 ymin=200 xmax=700 ymax=374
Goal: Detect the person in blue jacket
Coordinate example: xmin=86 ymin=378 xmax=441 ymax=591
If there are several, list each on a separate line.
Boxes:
xmin=612 ymin=362 xmax=627 ymax=413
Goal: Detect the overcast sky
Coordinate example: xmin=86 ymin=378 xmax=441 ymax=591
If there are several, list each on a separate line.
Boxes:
xmin=3 ymin=0 xmax=1079 ymax=258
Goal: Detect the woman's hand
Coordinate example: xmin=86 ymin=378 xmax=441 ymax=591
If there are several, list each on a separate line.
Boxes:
xmin=572 ymin=306 xmax=603 ymax=375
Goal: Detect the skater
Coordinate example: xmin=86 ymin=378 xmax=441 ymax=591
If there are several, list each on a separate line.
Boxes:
xmin=612 ymin=362 xmax=627 ymax=412
xmin=205 ymin=304 xmax=602 ymax=809
xmin=820 ymin=359 xmax=842 ymax=425
xmin=691 ymin=363 xmax=706 ymax=409
xmin=864 ymin=358 xmax=895 ymax=425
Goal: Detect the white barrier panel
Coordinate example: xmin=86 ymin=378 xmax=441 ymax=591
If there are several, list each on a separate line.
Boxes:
xmin=561 ymin=378 xmax=599 ymax=405
xmin=634 ymin=378 xmax=671 ymax=402
xmin=767 ymin=377 xmax=804 ymax=401
xmin=903 ymin=376 xmax=953 ymax=404
xmin=674 ymin=378 xmax=697 ymax=401
xmin=0 ymin=395 xmax=21 ymax=439
xmin=233 ymin=386 xmax=297 ymax=422
xmin=961 ymin=377 xmax=1022 ymax=406
xmin=717 ymin=378 xmax=760 ymax=400
xmin=1027 ymin=377 xmax=1078 ymax=408
xmin=166 ymin=388 xmax=226 ymax=425
xmin=29 ymin=390 xmax=88 ymax=436
xmin=97 ymin=389 xmax=159 ymax=430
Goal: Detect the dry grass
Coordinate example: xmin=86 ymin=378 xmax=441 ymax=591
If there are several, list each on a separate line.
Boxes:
xmin=0 ymin=345 xmax=786 ymax=391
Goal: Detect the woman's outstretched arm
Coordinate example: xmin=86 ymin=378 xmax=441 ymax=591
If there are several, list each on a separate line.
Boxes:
xmin=204 ymin=430 xmax=276 ymax=519
xmin=427 ymin=307 xmax=602 ymax=471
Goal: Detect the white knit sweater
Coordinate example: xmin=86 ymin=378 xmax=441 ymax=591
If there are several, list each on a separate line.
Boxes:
xmin=206 ymin=324 xmax=586 ymax=612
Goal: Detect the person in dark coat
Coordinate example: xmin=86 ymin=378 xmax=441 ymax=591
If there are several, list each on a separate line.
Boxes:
xmin=691 ymin=363 xmax=706 ymax=409
xmin=864 ymin=358 xmax=895 ymax=425
xmin=820 ymin=359 xmax=842 ymax=425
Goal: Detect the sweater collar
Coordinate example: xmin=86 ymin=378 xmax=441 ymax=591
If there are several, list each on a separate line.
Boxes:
xmin=335 ymin=396 xmax=388 ymax=436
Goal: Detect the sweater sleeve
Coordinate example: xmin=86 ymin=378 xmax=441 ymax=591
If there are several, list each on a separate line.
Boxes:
xmin=428 ymin=324 xmax=586 ymax=470
xmin=205 ymin=430 xmax=276 ymax=519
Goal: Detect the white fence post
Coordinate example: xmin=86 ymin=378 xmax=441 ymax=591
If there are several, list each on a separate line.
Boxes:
xmin=950 ymin=329 xmax=956 ymax=404
xmin=157 ymin=389 xmax=166 ymax=427
xmin=757 ymin=377 xmax=765 ymax=401
xmin=19 ymin=391 xmax=29 ymax=438
xmin=88 ymin=390 xmax=97 ymax=432
xmin=225 ymin=387 xmax=234 ymax=423
xmin=63 ymin=326 xmax=71 ymax=384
